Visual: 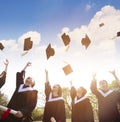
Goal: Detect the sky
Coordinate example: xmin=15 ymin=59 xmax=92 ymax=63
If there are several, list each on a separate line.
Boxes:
xmin=0 ymin=0 xmax=120 ymax=103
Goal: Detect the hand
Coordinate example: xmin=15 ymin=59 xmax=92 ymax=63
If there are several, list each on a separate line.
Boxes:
xmin=51 ymin=117 xmax=56 ymax=122
xmin=4 ymin=59 xmax=9 ymax=66
xmin=69 ymin=80 xmax=72 ymax=86
xmin=26 ymin=62 xmax=31 ymax=67
xmin=109 ymin=70 xmax=115 ymax=75
xmin=92 ymin=72 xmax=96 ymax=80
xmin=45 ymin=69 xmax=48 ymax=74
xmin=14 ymin=111 xmax=23 ymax=118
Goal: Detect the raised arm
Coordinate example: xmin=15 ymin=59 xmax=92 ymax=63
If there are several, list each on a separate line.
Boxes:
xmin=0 ymin=59 xmax=9 ymax=78
xmin=22 ymin=62 xmax=31 ymax=71
xmin=90 ymin=72 xmax=97 ymax=93
xmin=69 ymin=80 xmax=76 ymax=101
xmin=16 ymin=62 xmax=31 ymax=88
xmin=4 ymin=59 xmax=9 ymax=73
xmin=0 ymin=59 xmax=9 ymax=88
xmin=109 ymin=70 xmax=120 ymax=86
xmin=45 ymin=69 xmax=51 ymax=101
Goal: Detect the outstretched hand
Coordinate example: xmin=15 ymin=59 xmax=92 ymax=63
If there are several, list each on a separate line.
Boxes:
xmin=26 ymin=62 xmax=31 ymax=67
xmin=92 ymin=72 xmax=96 ymax=79
xmin=109 ymin=70 xmax=115 ymax=75
xmin=4 ymin=59 xmax=9 ymax=66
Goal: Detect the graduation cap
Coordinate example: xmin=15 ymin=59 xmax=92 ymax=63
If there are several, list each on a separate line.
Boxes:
xmin=24 ymin=37 xmax=33 ymax=51
xmin=111 ymin=31 xmax=120 ymax=40
xmin=81 ymin=34 xmax=91 ymax=49
xmin=0 ymin=42 xmax=4 ymax=50
xmin=99 ymin=23 xmax=104 ymax=27
xmin=117 ymin=31 xmax=120 ymax=37
xmin=61 ymin=33 xmax=70 ymax=51
xmin=46 ymin=43 xmax=55 ymax=60
xmin=63 ymin=64 xmax=73 ymax=75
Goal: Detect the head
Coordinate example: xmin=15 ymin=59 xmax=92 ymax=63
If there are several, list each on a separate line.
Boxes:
xmin=52 ymin=84 xmax=62 ymax=97
xmin=76 ymin=87 xmax=87 ymax=98
xmin=24 ymin=76 xmax=35 ymax=87
xmin=99 ymin=80 xmax=109 ymax=91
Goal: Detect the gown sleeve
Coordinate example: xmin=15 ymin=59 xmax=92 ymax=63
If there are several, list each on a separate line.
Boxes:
xmin=70 ymin=86 xmax=76 ymax=103
xmin=16 ymin=70 xmax=25 ymax=89
xmin=0 ymin=71 xmax=6 ymax=88
xmin=45 ymin=81 xmax=51 ymax=101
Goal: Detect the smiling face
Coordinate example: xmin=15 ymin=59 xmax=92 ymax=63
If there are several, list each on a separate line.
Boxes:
xmin=52 ymin=85 xmax=59 ymax=94
xmin=99 ymin=80 xmax=109 ymax=91
xmin=25 ymin=76 xmax=35 ymax=87
xmin=52 ymin=84 xmax=62 ymax=97
xmin=76 ymin=87 xmax=87 ymax=98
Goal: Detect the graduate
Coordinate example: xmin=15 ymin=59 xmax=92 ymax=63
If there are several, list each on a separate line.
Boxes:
xmin=91 ymin=72 xmax=120 ymax=122
xmin=43 ymin=69 xmax=66 ymax=122
xmin=1 ymin=62 xmax=38 ymax=122
xmin=0 ymin=59 xmax=9 ymax=88
xmin=70 ymin=81 xmax=94 ymax=122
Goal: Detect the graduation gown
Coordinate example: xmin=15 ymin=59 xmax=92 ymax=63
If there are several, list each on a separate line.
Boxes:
xmin=0 ymin=71 xmax=6 ymax=88
xmin=91 ymin=80 xmax=120 ymax=122
xmin=70 ymin=87 xmax=94 ymax=122
xmin=1 ymin=70 xmax=38 ymax=122
xmin=43 ymin=82 xmax=66 ymax=122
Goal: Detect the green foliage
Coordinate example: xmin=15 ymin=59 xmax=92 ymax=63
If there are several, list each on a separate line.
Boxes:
xmin=32 ymin=107 xmax=44 ymax=121
xmin=0 ymin=92 xmax=8 ymax=116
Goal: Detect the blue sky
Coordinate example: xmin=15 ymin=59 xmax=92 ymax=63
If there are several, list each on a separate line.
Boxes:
xmin=0 ymin=0 xmax=120 ymax=41
xmin=0 ymin=0 xmax=120 ymax=103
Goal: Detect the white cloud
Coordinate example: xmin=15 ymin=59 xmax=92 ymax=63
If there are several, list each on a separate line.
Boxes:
xmin=18 ymin=31 xmax=41 ymax=45
xmin=1 ymin=5 xmax=120 ymax=102
xmin=85 ymin=4 xmax=92 ymax=11
xmin=85 ymin=2 xmax=94 ymax=11
xmin=59 ymin=5 xmax=120 ymax=84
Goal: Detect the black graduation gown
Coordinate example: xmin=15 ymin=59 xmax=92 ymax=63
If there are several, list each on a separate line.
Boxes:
xmin=0 ymin=70 xmax=38 ymax=122
xmin=0 ymin=71 xmax=6 ymax=88
xmin=91 ymin=80 xmax=120 ymax=122
xmin=70 ymin=87 xmax=94 ymax=122
xmin=43 ymin=82 xmax=66 ymax=122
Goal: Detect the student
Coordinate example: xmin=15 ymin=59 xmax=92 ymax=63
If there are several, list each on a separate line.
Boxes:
xmin=91 ymin=72 xmax=120 ymax=122
xmin=0 ymin=59 xmax=9 ymax=88
xmin=70 ymin=81 xmax=94 ymax=122
xmin=1 ymin=62 xmax=38 ymax=122
xmin=43 ymin=69 xmax=66 ymax=122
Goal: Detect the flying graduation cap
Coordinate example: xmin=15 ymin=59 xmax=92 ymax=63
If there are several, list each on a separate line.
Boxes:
xmin=99 ymin=23 xmax=104 ymax=27
xmin=0 ymin=42 xmax=4 ymax=50
xmin=46 ymin=43 xmax=55 ymax=60
xmin=62 ymin=63 xmax=73 ymax=75
xmin=117 ymin=31 xmax=120 ymax=37
xmin=81 ymin=34 xmax=91 ymax=49
xmin=21 ymin=37 xmax=33 ymax=56
xmin=61 ymin=33 xmax=71 ymax=51
xmin=111 ymin=31 xmax=120 ymax=40
xmin=24 ymin=37 xmax=33 ymax=51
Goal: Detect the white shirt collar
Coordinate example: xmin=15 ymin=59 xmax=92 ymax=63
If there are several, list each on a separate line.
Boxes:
xmin=18 ymin=84 xmax=34 ymax=93
xmin=98 ymin=89 xmax=113 ymax=97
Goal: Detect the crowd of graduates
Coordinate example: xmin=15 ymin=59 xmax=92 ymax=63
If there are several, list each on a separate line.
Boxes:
xmin=0 ymin=59 xmax=120 ymax=122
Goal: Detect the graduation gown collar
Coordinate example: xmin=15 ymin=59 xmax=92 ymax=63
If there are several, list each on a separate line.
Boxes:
xmin=48 ymin=92 xmax=63 ymax=102
xmin=74 ymin=95 xmax=87 ymax=104
xmin=18 ymin=84 xmax=35 ymax=93
xmin=98 ymin=89 xmax=114 ymax=97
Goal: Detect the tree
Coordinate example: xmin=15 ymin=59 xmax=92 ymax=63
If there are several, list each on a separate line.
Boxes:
xmin=0 ymin=91 xmax=8 ymax=116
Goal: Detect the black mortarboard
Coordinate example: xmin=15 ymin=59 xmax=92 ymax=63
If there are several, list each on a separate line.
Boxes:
xmin=81 ymin=34 xmax=91 ymax=49
xmin=63 ymin=64 xmax=73 ymax=75
xmin=24 ymin=37 xmax=33 ymax=51
xmin=117 ymin=31 xmax=120 ymax=37
xmin=46 ymin=43 xmax=55 ymax=60
xmin=99 ymin=23 xmax=104 ymax=27
xmin=61 ymin=33 xmax=70 ymax=46
xmin=0 ymin=42 xmax=4 ymax=50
